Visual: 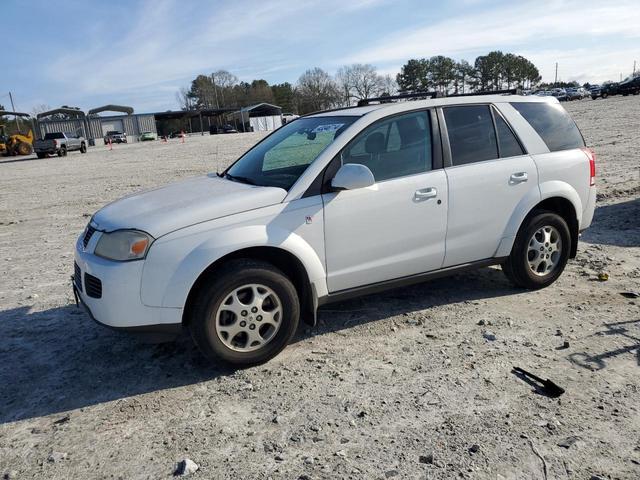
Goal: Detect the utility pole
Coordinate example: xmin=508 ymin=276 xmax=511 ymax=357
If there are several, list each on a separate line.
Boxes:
xmin=554 ymin=62 xmax=558 ymax=87
xmin=8 ymin=91 xmax=21 ymax=131
xmin=634 ymin=60 xmax=637 ymax=77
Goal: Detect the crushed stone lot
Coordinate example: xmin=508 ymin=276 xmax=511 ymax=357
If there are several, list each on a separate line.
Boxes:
xmin=1 ymin=97 xmax=639 ymax=479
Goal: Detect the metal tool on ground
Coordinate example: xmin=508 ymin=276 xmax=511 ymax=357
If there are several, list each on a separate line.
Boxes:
xmin=512 ymin=366 xmax=565 ymax=397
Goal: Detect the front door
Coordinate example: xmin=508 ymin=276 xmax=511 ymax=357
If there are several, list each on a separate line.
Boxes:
xmin=322 ymin=110 xmax=448 ymax=293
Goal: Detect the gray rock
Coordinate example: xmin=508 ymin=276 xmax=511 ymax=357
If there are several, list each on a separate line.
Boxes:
xmin=469 ymin=444 xmax=480 ymax=454
xmin=174 ymin=458 xmax=199 ymax=476
xmin=557 ymin=436 xmax=581 ymax=449
xmin=419 ymin=453 xmax=434 ymax=464
xmin=483 ymin=331 xmax=497 ymax=341
xmin=47 ymin=451 xmax=67 ymax=463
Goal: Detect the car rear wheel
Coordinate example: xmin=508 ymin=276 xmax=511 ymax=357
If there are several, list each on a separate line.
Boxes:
xmin=502 ymin=211 xmax=571 ymax=289
xmin=57 ymin=146 xmax=67 ymax=157
xmin=189 ymin=259 xmax=300 ymax=366
xmin=80 ymin=142 xmax=87 ymax=153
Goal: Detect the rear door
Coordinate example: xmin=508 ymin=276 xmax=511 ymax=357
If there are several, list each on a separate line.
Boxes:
xmin=441 ymin=104 xmax=539 ymax=267
xmin=322 ymin=109 xmax=448 ymax=292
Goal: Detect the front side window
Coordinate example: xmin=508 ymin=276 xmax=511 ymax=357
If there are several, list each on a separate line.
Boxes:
xmin=341 ymin=111 xmax=432 ymax=181
xmin=225 ymin=115 xmax=358 ymax=190
xmin=511 ymin=102 xmax=585 ymax=152
xmin=444 ymin=105 xmax=498 ymax=166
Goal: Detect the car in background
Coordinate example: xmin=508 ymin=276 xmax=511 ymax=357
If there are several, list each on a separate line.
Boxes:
xmin=551 ymin=88 xmax=568 ymax=101
xmin=139 ymin=131 xmax=157 ymax=141
xmin=592 ymin=82 xmax=619 ymax=99
xmin=565 ymin=88 xmax=582 ymax=101
xmin=34 ymin=132 xmax=87 ymax=158
xmin=104 ymin=131 xmax=127 ymax=145
xmin=618 ymin=75 xmax=640 ymax=96
xmin=282 ymin=113 xmax=300 ymax=124
xmin=210 ymin=124 xmax=238 ymax=134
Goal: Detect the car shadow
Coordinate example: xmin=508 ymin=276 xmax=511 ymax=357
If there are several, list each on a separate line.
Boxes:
xmin=567 ymin=318 xmax=640 ymax=371
xmin=307 ymin=265 xmax=516 ymax=338
xmin=1 ymin=267 xmax=516 ymax=425
xmin=581 ymin=197 xmax=639 ymax=247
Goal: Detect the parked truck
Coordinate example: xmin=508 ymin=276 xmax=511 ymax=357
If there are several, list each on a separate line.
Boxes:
xmin=34 ymin=132 xmax=87 ymax=158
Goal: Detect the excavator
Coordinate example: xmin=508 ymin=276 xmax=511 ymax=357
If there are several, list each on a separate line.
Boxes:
xmin=0 ymin=111 xmax=35 ymax=156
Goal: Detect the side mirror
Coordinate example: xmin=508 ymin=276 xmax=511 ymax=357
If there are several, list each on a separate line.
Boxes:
xmin=331 ymin=163 xmax=375 ymax=191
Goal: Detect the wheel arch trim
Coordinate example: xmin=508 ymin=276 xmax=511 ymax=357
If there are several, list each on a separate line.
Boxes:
xmin=156 ymin=225 xmax=327 ymax=318
xmin=496 ymin=181 xmax=582 ymax=258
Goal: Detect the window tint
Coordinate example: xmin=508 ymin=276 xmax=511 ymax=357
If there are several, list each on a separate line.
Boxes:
xmin=511 ymin=102 xmax=585 ymax=151
xmin=342 ymin=111 xmax=431 ymax=181
xmin=444 ymin=105 xmax=498 ymax=166
xmin=493 ymin=109 xmax=525 ymax=157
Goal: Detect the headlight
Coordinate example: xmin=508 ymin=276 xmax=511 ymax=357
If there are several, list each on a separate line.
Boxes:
xmin=94 ymin=230 xmax=153 ymax=261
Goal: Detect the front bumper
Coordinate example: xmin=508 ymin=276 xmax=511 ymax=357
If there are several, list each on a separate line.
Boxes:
xmin=74 ymin=235 xmax=182 ymax=332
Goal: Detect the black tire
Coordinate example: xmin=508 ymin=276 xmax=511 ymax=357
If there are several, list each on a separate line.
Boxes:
xmin=58 ymin=146 xmax=67 ymax=157
xmin=601 ymin=92 xmax=608 ymax=99
xmin=80 ymin=142 xmax=87 ymax=153
xmin=36 ymin=152 xmax=46 ymax=159
xmin=189 ymin=259 xmax=300 ymax=366
xmin=502 ymin=211 xmax=571 ymax=289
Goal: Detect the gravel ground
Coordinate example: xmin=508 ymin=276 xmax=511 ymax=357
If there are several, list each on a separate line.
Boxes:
xmin=0 ymin=97 xmax=639 ymax=480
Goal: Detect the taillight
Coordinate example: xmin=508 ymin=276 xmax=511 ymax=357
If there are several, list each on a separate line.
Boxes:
xmin=581 ymin=147 xmax=596 ymax=186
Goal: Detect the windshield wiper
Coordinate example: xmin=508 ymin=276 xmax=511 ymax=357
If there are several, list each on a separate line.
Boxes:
xmin=224 ymin=173 xmax=257 ymax=185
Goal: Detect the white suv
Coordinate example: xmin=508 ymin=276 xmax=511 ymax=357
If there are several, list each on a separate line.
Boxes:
xmin=73 ymin=93 xmax=596 ymax=365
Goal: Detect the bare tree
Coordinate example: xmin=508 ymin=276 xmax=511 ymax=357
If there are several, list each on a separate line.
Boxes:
xmin=335 ymin=64 xmax=387 ymax=105
xmin=30 ymin=104 xmax=52 ymax=116
xmin=296 ymin=68 xmax=340 ymax=113
xmin=176 ymin=87 xmax=196 ymax=110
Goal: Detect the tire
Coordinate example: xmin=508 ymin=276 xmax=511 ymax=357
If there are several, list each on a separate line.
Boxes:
xmin=189 ymin=259 xmax=300 ymax=366
xmin=601 ymin=92 xmax=608 ymax=99
xmin=58 ymin=146 xmax=67 ymax=157
xmin=502 ymin=211 xmax=571 ymax=290
xmin=17 ymin=142 xmax=32 ymax=155
xmin=36 ymin=152 xmax=46 ymax=159
xmin=80 ymin=142 xmax=87 ymax=153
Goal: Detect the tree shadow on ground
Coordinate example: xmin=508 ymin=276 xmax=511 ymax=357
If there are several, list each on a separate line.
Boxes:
xmin=581 ymin=197 xmax=640 ymax=247
xmin=1 ymin=266 xmax=517 ymax=424
xmin=567 ymin=319 xmax=640 ymax=371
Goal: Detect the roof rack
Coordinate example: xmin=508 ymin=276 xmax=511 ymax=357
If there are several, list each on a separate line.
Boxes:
xmin=357 ymin=88 xmax=519 ymax=107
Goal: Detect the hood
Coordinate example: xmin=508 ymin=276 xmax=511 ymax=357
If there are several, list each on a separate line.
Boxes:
xmin=92 ymin=174 xmax=287 ymax=237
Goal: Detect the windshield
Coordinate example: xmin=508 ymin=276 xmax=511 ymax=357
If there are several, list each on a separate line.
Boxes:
xmin=225 ymin=115 xmax=358 ymax=190
xmin=44 ymin=132 xmax=64 ymax=140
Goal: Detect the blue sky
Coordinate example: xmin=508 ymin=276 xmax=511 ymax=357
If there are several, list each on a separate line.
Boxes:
xmin=3 ymin=0 xmax=639 ymax=113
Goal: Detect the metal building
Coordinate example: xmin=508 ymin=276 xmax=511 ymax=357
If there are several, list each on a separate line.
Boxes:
xmin=36 ymin=105 xmax=157 ymax=143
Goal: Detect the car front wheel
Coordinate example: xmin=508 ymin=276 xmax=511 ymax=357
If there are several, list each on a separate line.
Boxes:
xmin=502 ymin=211 xmax=571 ymax=289
xmin=189 ymin=259 xmax=300 ymax=366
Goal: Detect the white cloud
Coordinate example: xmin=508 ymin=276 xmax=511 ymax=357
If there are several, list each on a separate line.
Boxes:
xmin=343 ymin=0 xmax=640 ymax=83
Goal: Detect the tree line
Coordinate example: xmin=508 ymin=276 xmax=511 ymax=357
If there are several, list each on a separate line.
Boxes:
xmin=178 ymin=51 xmax=542 ymax=115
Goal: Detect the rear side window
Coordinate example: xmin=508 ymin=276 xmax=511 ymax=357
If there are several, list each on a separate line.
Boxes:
xmin=511 ymin=102 xmax=585 ymax=151
xmin=444 ymin=105 xmax=498 ymax=166
xmin=493 ymin=108 xmax=525 ymax=158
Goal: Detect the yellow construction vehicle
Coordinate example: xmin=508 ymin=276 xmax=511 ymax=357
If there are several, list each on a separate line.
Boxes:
xmin=0 ymin=111 xmax=35 ymax=156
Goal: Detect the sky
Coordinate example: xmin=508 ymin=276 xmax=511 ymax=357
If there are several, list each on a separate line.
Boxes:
xmin=3 ymin=0 xmax=640 ymax=114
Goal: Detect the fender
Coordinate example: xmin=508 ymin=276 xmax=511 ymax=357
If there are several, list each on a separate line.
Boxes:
xmin=150 ymin=225 xmax=328 ymax=309
xmin=495 ymin=180 xmax=582 ymax=257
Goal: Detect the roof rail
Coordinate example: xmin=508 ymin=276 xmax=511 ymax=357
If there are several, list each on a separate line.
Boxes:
xmin=357 ymin=88 xmax=520 ymax=107
xmin=357 ymin=91 xmax=440 ymax=106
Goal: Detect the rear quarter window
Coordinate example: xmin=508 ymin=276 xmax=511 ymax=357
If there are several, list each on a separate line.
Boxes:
xmin=511 ymin=102 xmax=584 ymax=152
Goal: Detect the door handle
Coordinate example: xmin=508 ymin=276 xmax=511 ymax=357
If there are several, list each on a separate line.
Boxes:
xmin=414 ymin=187 xmax=438 ymax=199
xmin=510 ymin=172 xmax=528 ymax=183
